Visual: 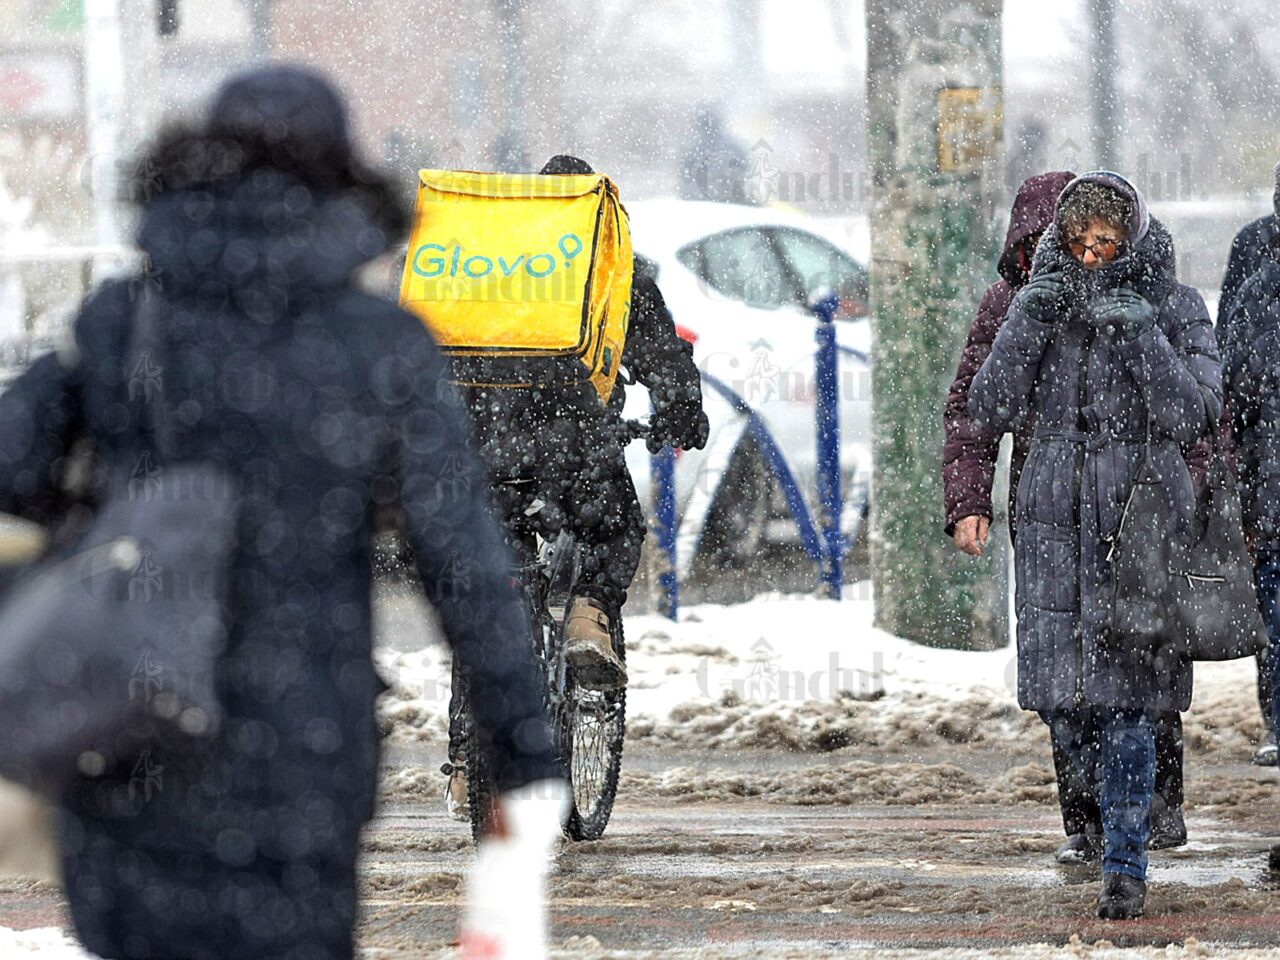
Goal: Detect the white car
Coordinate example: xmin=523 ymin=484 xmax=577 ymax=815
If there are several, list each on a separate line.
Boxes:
xmin=621 ymin=199 xmax=872 ymax=576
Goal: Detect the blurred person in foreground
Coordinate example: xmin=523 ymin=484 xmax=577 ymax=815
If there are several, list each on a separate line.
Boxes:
xmin=1220 ymin=213 xmax=1280 ymax=870
xmin=943 ymin=171 xmax=1189 ymax=864
xmin=970 ymin=172 xmax=1220 ymax=920
xmin=0 ymin=66 xmax=562 ymax=959
xmin=1218 ymin=163 xmax=1280 ymax=768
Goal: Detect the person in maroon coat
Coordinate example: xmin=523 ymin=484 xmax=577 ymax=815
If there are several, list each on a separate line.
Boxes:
xmin=942 ymin=171 xmax=1187 ymax=864
xmin=943 ymin=171 xmax=1071 ymax=551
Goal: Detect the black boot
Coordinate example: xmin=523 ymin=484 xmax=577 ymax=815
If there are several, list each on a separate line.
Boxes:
xmin=1055 ymin=831 xmax=1102 ymax=864
xmin=1268 ymin=845 xmax=1280 ymax=872
xmin=1149 ymin=801 xmax=1187 ymax=850
xmin=1252 ymin=728 xmax=1278 ymax=767
xmin=1097 ymin=872 xmax=1146 ymax=920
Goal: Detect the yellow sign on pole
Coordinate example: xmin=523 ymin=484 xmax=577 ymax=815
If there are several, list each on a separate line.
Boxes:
xmin=936 ymin=87 xmax=1001 ymax=174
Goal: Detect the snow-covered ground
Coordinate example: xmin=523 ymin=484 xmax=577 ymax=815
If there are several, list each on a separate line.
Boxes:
xmin=5 ymin=586 xmax=1268 ymax=957
xmin=374 ymin=582 xmax=1264 ymax=763
xmin=0 ymin=927 xmax=91 ymax=959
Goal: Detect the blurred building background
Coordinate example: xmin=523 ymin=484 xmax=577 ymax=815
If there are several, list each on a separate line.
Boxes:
xmin=1 ymin=0 xmax=1278 ymax=325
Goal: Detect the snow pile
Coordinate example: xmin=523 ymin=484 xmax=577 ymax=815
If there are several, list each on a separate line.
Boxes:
xmin=375 ymin=644 xmax=451 ymax=744
xmin=0 ymin=927 xmax=91 ymax=959
xmin=622 ymin=591 xmax=1034 ymax=752
xmin=538 ymin=941 xmax=1279 ymax=959
xmin=618 ymin=759 xmax=1056 ymax=807
xmin=375 ymin=584 xmax=1267 ymax=761
xmin=356 ymin=934 xmax=1280 ymax=959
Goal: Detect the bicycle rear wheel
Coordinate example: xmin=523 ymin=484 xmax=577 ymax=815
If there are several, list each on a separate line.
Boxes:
xmin=463 ymin=699 xmax=499 ymax=843
xmin=561 ymin=621 xmax=626 ymax=841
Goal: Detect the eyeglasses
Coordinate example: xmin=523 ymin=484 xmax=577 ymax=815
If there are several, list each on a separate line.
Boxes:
xmin=1068 ymin=237 xmax=1121 ymax=262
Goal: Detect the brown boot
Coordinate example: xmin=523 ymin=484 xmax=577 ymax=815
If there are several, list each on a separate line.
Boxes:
xmin=564 ymin=596 xmax=626 ymax=690
xmin=442 ymin=757 xmax=469 ymax=822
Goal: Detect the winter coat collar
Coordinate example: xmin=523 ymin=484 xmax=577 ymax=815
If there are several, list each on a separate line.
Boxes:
xmin=1030 ymin=216 xmax=1179 ymax=306
xmin=137 ymin=172 xmax=391 ymax=311
xmin=134 ymin=129 xmax=406 ymax=311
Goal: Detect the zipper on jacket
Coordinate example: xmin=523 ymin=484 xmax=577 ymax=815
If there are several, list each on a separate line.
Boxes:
xmin=1072 ymin=324 xmax=1095 ymax=707
xmin=1171 ymin=571 xmax=1227 ymax=586
xmin=1077 ymin=326 xmax=1096 ymax=432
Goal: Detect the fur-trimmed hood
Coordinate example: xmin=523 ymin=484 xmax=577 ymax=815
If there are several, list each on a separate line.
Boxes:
xmin=133 ymin=67 xmax=407 ymax=308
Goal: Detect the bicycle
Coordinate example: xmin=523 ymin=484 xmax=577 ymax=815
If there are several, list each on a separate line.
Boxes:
xmin=452 ymin=420 xmax=648 ymax=843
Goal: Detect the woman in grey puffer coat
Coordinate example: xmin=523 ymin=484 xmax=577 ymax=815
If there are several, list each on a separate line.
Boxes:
xmin=970 ymin=172 xmax=1220 ymax=921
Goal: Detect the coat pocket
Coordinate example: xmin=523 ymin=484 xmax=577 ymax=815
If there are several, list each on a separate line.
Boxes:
xmin=1107 ymin=459 xmax=1177 ymax=652
xmin=1016 ymin=521 xmax=1079 ymax=614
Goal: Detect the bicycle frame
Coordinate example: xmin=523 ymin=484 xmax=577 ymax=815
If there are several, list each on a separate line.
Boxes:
xmin=507 ymin=526 xmax=582 ymax=749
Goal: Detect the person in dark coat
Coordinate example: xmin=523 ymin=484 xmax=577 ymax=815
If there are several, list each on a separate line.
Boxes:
xmin=678 ymin=104 xmax=749 ymax=204
xmin=944 ymin=171 xmax=1071 ymax=552
xmin=444 ymin=153 xmax=708 ymax=814
xmin=970 ymin=172 xmax=1220 ymax=920
xmin=1221 ymin=232 xmax=1280 ymax=828
xmin=944 ymin=171 xmax=1189 ymax=862
xmin=1220 ymin=163 xmax=1280 ymax=327
xmin=0 ymin=66 xmax=560 ymax=959
xmin=1218 ymin=165 xmax=1280 ymax=767
xmin=464 ymin=155 xmax=707 ymax=679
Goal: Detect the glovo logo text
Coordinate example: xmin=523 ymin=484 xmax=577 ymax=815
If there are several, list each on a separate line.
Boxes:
xmin=412 ymin=233 xmax=585 ymax=281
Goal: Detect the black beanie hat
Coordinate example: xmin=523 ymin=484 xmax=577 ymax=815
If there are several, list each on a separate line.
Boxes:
xmin=540 ymin=155 xmax=595 ymax=176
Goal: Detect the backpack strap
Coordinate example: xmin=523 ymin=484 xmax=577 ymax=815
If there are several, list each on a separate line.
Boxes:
xmin=124 ymin=285 xmax=175 ymax=464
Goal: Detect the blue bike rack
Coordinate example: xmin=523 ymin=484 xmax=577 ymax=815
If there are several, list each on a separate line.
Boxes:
xmin=648 ymin=300 xmax=853 ymax=617
xmin=699 ymin=371 xmax=828 ymax=566
xmin=650 ymin=443 xmax=679 ymax=620
xmin=811 ymin=291 xmax=844 ymax=600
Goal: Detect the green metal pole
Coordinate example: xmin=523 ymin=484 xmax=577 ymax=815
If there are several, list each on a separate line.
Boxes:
xmin=865 ymin=0 xmax=1007 ymax=649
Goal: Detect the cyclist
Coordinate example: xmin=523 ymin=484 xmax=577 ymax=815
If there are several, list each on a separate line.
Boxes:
xmin=444 ymin=154 xmax=709 ymax=817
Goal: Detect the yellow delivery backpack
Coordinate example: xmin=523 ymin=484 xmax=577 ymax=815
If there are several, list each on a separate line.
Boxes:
xmin=398 ymin=169 xmax=633 ymax=404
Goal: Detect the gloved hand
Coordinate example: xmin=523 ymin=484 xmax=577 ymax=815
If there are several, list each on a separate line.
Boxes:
xmin=1091 ymin=286 xmax=1156 ymax=340
xmin=1013 ymin=271 xmax=1065 ymax=323
xmin=458 ymin=779 xmax=570 ymax=960
xmin=647 ymin=407 xmax=710 ymax=454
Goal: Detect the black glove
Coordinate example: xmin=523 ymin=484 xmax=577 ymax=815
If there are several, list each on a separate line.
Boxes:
xmin=1091 ymin=286 xmax=1155 ymax=340
xmin=648 ymin=407 xmax=709 ymax=454
xmin=1013 ymin=271 xmax=1065 ymax=324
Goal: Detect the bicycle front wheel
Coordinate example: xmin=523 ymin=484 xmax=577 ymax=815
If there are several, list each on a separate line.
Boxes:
xmin=561 ymin=622 xmax=626 ymax=841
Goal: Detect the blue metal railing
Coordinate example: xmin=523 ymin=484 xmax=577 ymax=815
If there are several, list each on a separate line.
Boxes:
xmin=650 ymin=444 xmax=679 ymax=620
xmin=811 ymin=292 xmax=844 ymax=599
xmin=649 ymin=298 xmax=853 ymax=616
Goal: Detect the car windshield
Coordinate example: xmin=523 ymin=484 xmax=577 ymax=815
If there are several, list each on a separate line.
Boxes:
xmin=771 ymin=229 xmax=869 ymax=317
xmin=677 ymin=227 xmax=796 ymax=309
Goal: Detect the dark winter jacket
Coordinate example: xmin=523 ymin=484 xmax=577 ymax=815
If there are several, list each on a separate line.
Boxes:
xmin=1220 ymin=213 xmax=1280 ymax=338
xmin=612 ymin=256 xmax=704 ymax=414
xmin=461 ymin=254 xmax=704 ymax=481
xmin=1222 ymin=242 xmax=1280 ymax=550
xmin=970 ymin=172 xmax=1221 ymax=714
xmin=0 ymin=67 xmax=558 ymax=960
xmin=943 ymin=171 xmax=1075 ymax=537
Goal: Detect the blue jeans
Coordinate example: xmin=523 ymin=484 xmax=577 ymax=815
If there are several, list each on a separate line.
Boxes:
xmin=1041 ymin=708 xmax=1155 ymax=880
xmin=1256 ymin=556 xmax=1280 ymax=736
